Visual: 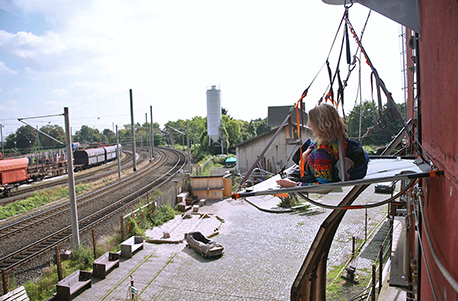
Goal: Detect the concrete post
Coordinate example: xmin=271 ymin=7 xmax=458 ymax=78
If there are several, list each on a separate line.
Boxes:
xmin=130 ymin=89 xmax=137 ymax=171
xmin=150 ymin=105 xmax=154 ymax=159
xmin=116 ymin=125 xmax=121 ymax=179
xmin=64 ymin=107 xmax=80 ymax=248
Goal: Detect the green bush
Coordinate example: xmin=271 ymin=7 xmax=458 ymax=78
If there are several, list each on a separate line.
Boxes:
xmin=150 ymin=204 xmax=176 ymax=227
xmin=25 ymin=245 xmax=95 ymax=301
xmin=211 ymin=155 xmax=235 ymax=166
xmin=362 ymin=145 xmax=377 ymax=155
xmin=25 ymin=266 xmax=59 ymax=301
xmin=277 ymin=194 xmax=300 ymax=208
xmin=71 ymin=246 xmax=94 ymax=270
xmin=126 ymin=203 xmax=176 ymax=237
xmin=127 ymin=218 xmax=144 ymax=237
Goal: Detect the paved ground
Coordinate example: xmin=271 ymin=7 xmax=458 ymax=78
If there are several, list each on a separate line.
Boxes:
xmin=74 ymin=184 xmax=399 ymax=300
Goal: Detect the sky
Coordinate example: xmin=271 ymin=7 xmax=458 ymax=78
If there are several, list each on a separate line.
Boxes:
xmin=0 ymin=0 xmax=406 ymax=138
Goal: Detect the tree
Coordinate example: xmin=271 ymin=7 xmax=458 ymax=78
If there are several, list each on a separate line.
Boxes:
xmin=346 ymin=100 xmax=406 ymax=146
xmin=255 ymin=118 xmax=271 ymax=136
xmin=101 ymin=129 xmax=116 ymax=144
xmin=74 ymin=125 xmax=94 ymax=144
xmin=39 ymin=124 xmax=65 ymax=149
xmin=14 ymin=125 xmax=38 ymax=153
xmin=4 ymin=133 xmax=18 ymax=153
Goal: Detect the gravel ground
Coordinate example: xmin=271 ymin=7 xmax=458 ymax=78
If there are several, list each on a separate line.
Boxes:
xmin=74 ymin=183 xmax=393 ymax=300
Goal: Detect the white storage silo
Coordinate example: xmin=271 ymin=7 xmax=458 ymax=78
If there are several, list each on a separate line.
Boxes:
xmin=206 ymin=85 xmax=222 ymax=144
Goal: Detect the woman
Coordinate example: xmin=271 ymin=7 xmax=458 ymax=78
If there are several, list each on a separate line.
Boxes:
xmin=277 ymin=104 xmax=347 ymax=188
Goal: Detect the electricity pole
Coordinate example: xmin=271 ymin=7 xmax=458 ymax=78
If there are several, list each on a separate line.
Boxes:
xmin=187 ymin=121 xmax=191 ymax=173
xmin=150 ymin=105 xmax=154 ymax=159
xmin=64 ymin=107 xmax=80 ymax=248
xmin=130 ymin=89 xmax=137 ymax=171
xmin=116 ymin=125 xmax=121 ymax=179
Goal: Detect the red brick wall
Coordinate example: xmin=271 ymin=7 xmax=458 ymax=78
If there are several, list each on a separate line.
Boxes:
xmin=417 ymin=0 xmax=458 ymax=299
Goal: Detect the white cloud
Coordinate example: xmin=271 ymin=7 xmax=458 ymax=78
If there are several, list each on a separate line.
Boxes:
xmin=0 ymin=61 xmax=18 ymax=74
xmin=0 ymin=0 xmax=405 ymax=132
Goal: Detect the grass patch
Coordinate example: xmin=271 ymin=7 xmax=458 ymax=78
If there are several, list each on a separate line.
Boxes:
xmin=23 ymin=235 xmax=122 ymax=300
xmin=7 ymin=189 xmax=175 ymax=300
xmin=277 ymin=194 xmax=300 ymax=208
xmin=0 ymin=184 xmax=91 ymax=220
xmin=326 ymin=265 xmax=345 ymax=298
xmin=126 ymin=203 xmax=177 ymax=237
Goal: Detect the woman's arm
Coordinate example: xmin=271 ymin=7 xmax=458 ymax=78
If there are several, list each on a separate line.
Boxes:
xmin=276 ymin=178 xmax=297 ymax=188
xmin=302 ymin=147 xmax=312 ymax=165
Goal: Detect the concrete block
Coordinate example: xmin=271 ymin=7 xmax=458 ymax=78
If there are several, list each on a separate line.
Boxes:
xmin=177 ymin=202 xmax=186 ymax=212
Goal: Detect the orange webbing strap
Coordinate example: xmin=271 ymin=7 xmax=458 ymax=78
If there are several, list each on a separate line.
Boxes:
xmin=295 ymin=92 xmax=308 ymax=178
xmin=275 ymin=193 xmax=289 ymax=198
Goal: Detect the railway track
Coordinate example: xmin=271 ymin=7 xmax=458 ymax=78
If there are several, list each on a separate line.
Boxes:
xmin=0 ymin=150 xmax=154 ymax=240
xmin=0 ymin=147 xmax=187 ymax=276
xmin=0 ymin=149 xmax=142 ymax=205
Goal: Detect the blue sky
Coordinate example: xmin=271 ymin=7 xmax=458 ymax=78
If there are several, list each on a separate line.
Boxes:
xmin=0 ymin=0 xmax=405 ymax=137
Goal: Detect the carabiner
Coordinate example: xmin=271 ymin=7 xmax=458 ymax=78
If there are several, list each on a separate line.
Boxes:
xmin=344 ymin=0 xmax=354 ymax=8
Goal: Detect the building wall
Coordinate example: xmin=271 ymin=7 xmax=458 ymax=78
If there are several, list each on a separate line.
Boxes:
xmin=416 ymin=0 xmax=458 ymax=299
xmin=267 ymin=106 xmax=307 ymax=128
xmin=236 ymin=127 xmax=313 ymax=174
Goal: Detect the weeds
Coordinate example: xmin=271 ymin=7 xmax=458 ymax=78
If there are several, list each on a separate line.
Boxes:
xmin=0 ymin=184 xmax=91 ymax=220
xmin=24 ymin=245 xmax=97 ymax=301
xmin=277 ymin=194 xmax=300 ymax=208
xmin=126 ymin=203 xmax=177 ymax=237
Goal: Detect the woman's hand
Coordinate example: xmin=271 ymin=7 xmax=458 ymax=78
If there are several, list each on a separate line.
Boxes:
xmin=276 ymin=178 xmax=297 ymax=188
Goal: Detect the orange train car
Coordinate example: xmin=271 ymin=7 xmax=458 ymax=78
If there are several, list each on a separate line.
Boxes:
xmin=0 ymin=157 xmax=29 ymax=196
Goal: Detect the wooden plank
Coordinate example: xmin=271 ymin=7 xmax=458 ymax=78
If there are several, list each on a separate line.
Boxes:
xmin=0 ymin=286 xmax=29 ymax=301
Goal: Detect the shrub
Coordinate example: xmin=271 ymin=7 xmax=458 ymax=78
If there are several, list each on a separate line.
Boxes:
xmin=150 ymin=204 xmax=176 ymax=227
xmin=277 ymin=194 xmax=300 ymax=208
xmin=71 ymin=246 xmax=94 ymax=270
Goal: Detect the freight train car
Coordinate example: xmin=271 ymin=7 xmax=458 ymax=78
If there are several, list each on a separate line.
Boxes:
xmin=0 ymin=157 xmax=30 ymax=197
xmin=73 ymin=144 xmax=121 ymax=171
xmin=0 ymin=144 xmax=122 ymax=196
xmin=26 ymin=149 xmax=68 ymax=181
xmin=73 ymin=147 xmax=106 ymax=171
xmin=104 ymin=144 xmax=121 ymax=161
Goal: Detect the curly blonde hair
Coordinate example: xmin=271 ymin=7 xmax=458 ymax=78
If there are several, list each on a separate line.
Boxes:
xmin=308 ymin=104 xmax=346 ymax=144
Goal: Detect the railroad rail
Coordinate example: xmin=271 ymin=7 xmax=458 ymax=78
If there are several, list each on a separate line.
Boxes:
xmin=0 ymin=150 xmax=151 ymax=240
xmin=0 ymin=151 xmax=137 ymax=204
xmin=0 ymin=147 xmax=187 ymax=275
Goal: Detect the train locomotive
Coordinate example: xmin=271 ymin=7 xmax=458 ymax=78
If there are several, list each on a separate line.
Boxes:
xmin=0 ymin=144 xmax=122 ymax=197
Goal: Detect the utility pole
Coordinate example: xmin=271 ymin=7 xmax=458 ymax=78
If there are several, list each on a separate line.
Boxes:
xmin=186 ymin=121 xmax=191 ymax=173
xmin=64 ymin=107 xmax=80 ymax=248
xmin=150 ymin=105 xmax=154 ymax=159
xmin=193 ymin=124 xmax=197 ymax=159
xmin=145 ymin=113 xmax=149 ymax=154
xmin=130 ymin=89 xmax=137 ymax=171
xmin=116 ymin=125 xmax=121 ymax=179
